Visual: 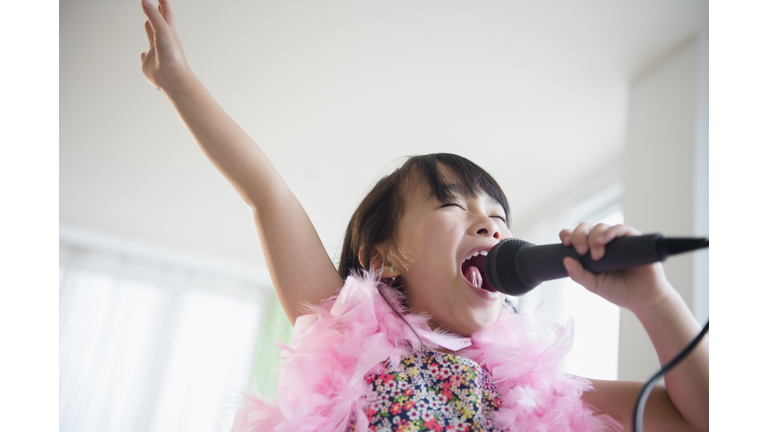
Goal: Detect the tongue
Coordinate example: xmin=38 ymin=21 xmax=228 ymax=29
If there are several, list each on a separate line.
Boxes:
xmin=464 ymin=266 xmax=483 ymax=289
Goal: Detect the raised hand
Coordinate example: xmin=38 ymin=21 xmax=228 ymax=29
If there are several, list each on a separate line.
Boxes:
xmin=135 ymin=0 xmax=345 ymax=323
xmin=140 ymin=0 xmax=191 ymax=91
xmin=558 ymin=223 xmax=674 ymax=312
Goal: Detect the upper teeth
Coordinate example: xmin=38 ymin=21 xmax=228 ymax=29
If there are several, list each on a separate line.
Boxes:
xmin=463 ymin=250 xmax=488 ymax=262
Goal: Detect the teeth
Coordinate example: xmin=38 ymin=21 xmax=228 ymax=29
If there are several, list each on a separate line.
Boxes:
xmin=463 ymin=249 xmax=489 ymax=262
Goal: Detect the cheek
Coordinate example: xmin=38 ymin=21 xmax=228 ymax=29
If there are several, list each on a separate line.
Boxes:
xmin=398 ymin=218 xmax=456 ymax=256
xmin=395 ymin=224 xmax=458 ymax=299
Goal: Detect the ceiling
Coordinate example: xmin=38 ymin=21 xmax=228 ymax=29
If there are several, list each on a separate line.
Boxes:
xmin=60 ymin=0 xmax=708 ymax=277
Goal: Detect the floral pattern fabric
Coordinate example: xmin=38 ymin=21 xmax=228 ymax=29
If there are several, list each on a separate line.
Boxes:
xmin=361 ymin=347 xmax=506 ymax=432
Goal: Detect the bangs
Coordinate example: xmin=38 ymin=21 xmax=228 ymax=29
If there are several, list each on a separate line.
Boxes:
xmin=403 ymin=154 xmax=510 ymax=227
xmin=338 ymin=152 xmax=511 ymax=279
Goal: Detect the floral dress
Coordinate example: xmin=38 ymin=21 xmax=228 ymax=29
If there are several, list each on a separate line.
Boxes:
xmin=360 ymin=347 xmax=505 ymax=432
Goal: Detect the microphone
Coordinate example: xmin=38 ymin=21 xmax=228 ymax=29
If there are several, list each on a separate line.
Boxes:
xmin=484 ymin=234 xmax=709 ymax=296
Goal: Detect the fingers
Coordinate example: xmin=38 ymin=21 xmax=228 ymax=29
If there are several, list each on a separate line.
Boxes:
xmin=559 ymin=228 xmax=573 ymax=246
xmin=144 ymin=20 xmax=154 ymax=45
xmin=141 ymin=0 xmax=168 ymax=34
xmin=158 ymin=0 xmax=176 ymax=30
xmin=587 ymin=223 xmax=613 ymax=260
xmin=591 ymin=224 xmax=643 ymax=260
xmin=563 ymin=257 xmax=598 ymax=293
xmin=561 ymin=223 xmax=643 ymax=260
xmin=562 ymin=222 xmax=593 ymax=255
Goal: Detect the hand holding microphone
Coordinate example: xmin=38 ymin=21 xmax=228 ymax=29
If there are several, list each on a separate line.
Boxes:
xmin=484 ymin=224 xmax=709 ymax=303
xmin=482 ymin=223 xmax=710 ymax=432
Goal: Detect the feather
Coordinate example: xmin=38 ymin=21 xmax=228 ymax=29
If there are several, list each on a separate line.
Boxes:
xmin=234 ymin=271 xmax=622 ymax=432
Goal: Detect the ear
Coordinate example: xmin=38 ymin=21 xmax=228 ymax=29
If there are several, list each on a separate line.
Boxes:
xmin=359 ymin=246 xmax=401 ymax=279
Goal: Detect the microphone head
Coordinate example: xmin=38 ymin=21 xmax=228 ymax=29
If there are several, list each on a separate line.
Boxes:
xmin=484 ymin=238 xmax=540 ymax=296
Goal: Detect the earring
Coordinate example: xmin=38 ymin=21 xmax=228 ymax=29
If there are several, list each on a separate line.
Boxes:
xmin=389 ymin=267 xmax=394 ymax=273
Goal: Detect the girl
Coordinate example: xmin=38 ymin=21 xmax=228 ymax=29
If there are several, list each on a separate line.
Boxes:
xmin=139 ymin=1 xmax=708 ymax=430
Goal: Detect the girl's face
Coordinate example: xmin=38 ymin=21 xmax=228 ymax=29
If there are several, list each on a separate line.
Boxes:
xmin=383 ymin=175 xmax=512 ymax=336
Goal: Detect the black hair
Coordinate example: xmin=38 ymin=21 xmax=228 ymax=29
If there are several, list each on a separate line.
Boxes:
xmin=338 ymin=153 xmax=510 ymax=279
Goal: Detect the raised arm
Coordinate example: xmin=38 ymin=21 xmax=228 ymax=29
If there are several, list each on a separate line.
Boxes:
xmin=561 ymin=224 xmax=708 ymax=431
xmin=140 ymin=0 xmax=343 ymax=323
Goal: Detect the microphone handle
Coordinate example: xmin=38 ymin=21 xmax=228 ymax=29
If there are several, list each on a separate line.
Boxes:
xmin=517 ymin=234 xmax=665 ymax=287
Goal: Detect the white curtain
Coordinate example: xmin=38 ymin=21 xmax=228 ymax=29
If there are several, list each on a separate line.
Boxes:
xmin=59 ymin=241 xmax=268 ymax=432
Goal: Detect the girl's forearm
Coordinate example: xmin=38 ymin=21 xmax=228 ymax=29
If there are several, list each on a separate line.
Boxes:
xmin=631 ymin=286 xmax=709 ymax=431
xmin=158 ymin=72 xmax=345 ymax=322
xmin=140 ymin=0 xmax=343 ymax=326
xmin=160 ymin=71 xmax=286 ymax=207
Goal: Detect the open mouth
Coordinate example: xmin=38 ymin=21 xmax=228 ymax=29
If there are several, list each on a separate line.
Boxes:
xmin=460 ymin=251 xmax=497 ymax=293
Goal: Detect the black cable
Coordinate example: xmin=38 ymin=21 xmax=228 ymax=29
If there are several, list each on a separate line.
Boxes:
xmin=632 ymin=320 xmax=709 ymax=432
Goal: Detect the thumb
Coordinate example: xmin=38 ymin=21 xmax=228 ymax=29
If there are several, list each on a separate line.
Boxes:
xmin=563 ymin=257 xmax=597 ymax=291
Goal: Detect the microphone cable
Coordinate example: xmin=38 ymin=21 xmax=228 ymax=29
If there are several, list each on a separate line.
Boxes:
xmin=632 ymin=319 xmax=709 ymax=432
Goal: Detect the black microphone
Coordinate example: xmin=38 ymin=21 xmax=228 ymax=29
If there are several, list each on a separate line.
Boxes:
xmin=484 ymin=234 xmax=709 ymax=296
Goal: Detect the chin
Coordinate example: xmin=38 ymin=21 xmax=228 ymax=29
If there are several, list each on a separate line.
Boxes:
xmin=447 ymin=306 xmax=503 ymax=336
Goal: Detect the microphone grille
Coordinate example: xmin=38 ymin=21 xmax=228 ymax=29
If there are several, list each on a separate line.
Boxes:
xmin=486 ymin=238 xmax=536 ymax=296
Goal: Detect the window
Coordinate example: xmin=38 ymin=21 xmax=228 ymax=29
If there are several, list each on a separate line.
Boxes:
xmin=59 ymin=240 xmax=272 ymax=432
xmin=559 ymin=209 xmax=623 ymax=380
xmin=515 ymin=184 xmax=623 ymax=380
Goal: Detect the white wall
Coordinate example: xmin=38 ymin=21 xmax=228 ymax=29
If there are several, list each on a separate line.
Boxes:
xmin=619 ymin=32 xmax=709 ymax=381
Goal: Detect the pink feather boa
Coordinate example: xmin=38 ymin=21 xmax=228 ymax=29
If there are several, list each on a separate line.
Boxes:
xmin=233 ymin=272 xmax=622 ymax=432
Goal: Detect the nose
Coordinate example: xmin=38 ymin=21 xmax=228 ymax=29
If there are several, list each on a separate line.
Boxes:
xmin=473 ymin=215 xmax=501 ymax=240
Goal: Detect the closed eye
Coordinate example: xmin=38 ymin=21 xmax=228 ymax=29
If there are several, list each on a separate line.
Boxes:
xmin=441 ymin=203 xmax=466 ymax=210
xmin=491 ymin=215 xmax=507 ymax=224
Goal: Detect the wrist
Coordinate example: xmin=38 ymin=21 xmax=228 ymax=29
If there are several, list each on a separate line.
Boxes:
xmin=629 ymin=282 xmax=685 ymax=325
xmin=159 ymin=67 xmax=198 ymax=99
xmin=622 ymin=262 xmax=678 ymax=313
